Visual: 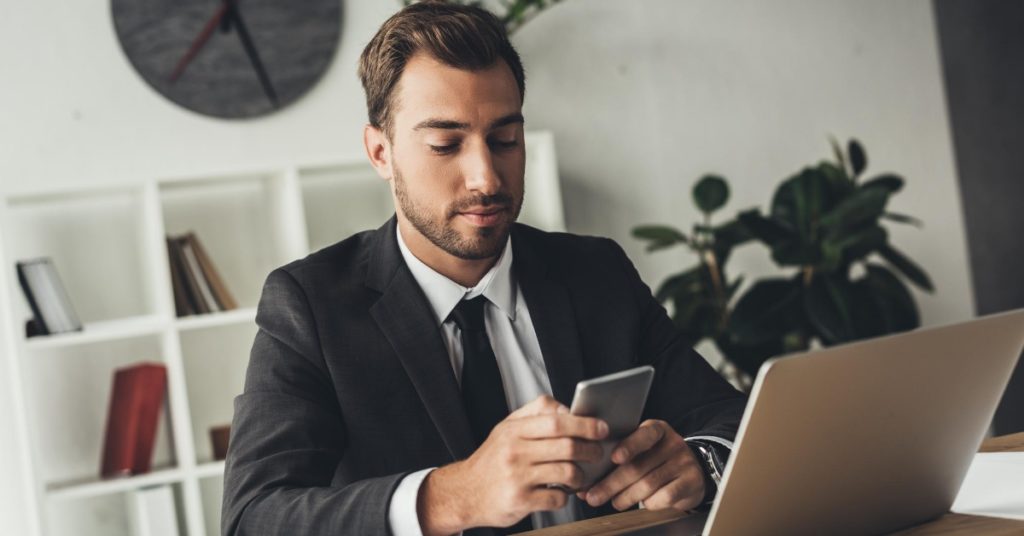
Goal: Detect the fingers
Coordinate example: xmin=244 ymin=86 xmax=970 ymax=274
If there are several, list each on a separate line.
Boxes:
xmin=611 ymin=420 xmax=666 ymax=464
xmin=583 ymin=446 xmax=666 ymax=507
xmin=608 ymin=459 xmax=689 ymax=511
xmin=525 ymin=436 xmax=606 ymax=465
xmin=640 ymin=472 xmax=704 ymax=512
xmin=509 ymin=395 xmax=566 ymax=418
xmin=515 ymin=413 xmax=609 ymax=441
xmin=525 ymin=488 xmax=571 ymax=513
xmin=528 ymin=462 xmax=584 ymax=490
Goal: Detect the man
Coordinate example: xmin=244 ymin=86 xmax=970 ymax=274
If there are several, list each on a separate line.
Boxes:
xmin=222 ymin=2 xmax=746 ymax=535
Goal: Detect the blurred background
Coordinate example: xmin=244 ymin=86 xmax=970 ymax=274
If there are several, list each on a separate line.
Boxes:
xmin=0 ymin=1 xmax=1020 ymax=534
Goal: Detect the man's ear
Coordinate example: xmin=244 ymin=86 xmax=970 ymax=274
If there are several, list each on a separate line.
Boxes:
xmin=363 ymin=124 xmax=392 ymax=180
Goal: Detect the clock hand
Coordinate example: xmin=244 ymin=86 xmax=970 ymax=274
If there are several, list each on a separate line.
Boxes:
xmin=168 ymin=2 xmax=230 ymax=83
xmin=225 ymin=0 xmax=280 ymax=107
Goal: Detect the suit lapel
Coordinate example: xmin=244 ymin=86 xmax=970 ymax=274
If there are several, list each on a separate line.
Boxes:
xmin=512 ymin=226 xmax=586 ymax=408
xmin=366 ymin=217 xmax=476 ymax=462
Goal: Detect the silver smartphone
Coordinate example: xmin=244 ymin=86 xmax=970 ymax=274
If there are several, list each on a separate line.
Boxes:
xmin=567 ymin=365 xmax=655 ymax=490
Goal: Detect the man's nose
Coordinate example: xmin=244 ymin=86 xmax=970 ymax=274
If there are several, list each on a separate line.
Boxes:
xmin=462 ymin=141 xmax=502 ymax=196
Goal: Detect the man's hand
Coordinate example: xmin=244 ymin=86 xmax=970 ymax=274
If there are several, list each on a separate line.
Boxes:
xmin=417 ymin=395 xmax=609 ymax=535
xmin=577 ymin=419 xmax=706 ymax=513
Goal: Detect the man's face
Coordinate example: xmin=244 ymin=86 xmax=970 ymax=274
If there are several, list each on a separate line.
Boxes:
xmin=384 ymin=53 xmax=526 ymax=261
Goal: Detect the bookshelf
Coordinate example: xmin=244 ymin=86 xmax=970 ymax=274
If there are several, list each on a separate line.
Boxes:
xmin=0 ymin=131 xmax=564 ymax=536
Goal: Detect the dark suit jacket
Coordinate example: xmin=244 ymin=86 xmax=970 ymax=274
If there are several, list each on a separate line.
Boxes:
xmin=222 ymin=216 xmax=746 ymax=536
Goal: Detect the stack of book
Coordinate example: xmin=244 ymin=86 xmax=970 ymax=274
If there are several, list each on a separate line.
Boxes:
xmin=166 ymin=232 xmax=237 ymax=316
xmin=16 ymin=257 xmax=83 ymax=336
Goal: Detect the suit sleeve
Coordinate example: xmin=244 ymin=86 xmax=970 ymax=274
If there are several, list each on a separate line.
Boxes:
xmin=222 ymin=268 xmax=410 ymax=536
xmin=606 ymin=240 xmax=748 ymax=442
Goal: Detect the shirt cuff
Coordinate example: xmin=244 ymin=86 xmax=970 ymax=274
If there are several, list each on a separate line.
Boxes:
xmin=388 ymin=467 xmax=436 ymax=536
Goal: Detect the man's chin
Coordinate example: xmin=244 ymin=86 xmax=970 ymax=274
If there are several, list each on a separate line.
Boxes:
xmin=449 ymin=223 xmax=510 ymax=260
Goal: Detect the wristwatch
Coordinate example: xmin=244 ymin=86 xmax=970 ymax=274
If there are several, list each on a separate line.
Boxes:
xmin=686 ymin=439 xmax=726 ymax=505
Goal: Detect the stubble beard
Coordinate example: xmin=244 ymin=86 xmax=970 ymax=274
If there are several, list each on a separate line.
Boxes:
xmin=392 ymin=164 xmax=522 ymax=261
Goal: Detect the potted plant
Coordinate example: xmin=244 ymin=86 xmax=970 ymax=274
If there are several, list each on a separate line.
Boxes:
xmin=633 ymin=139 xmax=934 ymax=389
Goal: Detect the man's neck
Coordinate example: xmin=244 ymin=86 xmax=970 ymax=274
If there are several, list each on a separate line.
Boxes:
xmin=397 ymin=218 xmax=499 ymax=288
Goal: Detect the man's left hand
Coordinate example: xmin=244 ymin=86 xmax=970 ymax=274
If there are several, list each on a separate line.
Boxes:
xmin=578 ymin=419 xmax=706 ymax=512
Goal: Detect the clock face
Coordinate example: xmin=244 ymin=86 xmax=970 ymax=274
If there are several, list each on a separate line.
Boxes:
xmin=112 ymin=0 xmax=341 ymax=119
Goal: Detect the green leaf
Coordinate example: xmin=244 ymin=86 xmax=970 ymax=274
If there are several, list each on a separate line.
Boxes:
xmin=877 ymin=244 xmax=934 ymax=292
xmin=632 ymin=225 xmax=689 ymax=252
xmin=829 ymin=135 xmax=849 ymax=179
xmin=881 ymin=211 xmax=923 ymax=227
xmin=693 ymin=175 xmax=730 ymax=214
xmin=818 ymin=161 xmax=855 ymax=200
xmin=654 ymin=267 xmax=702 ymax=303
xmin=770 ymin=241 xmax=821 ymax=267
xmin=737 ymin=209 xmax=796 ymax=247
xmin=831 ymin=223 xmax=888 ymax=266
xmin=716 ymin=337 xmax=787 ymax=378
xmin=728 ymin=278 xmax=803 ymax=346
xmin=848 ymin=139 xmax=867 ymax=178
xmin=818 ymin=187 xmax=889 ymax=236
xmin=770 ymin=167 xmax=833 ymax=239
xmin=711 ymin=219 xmax=753 ymax=264
xmin=856 ymin=264 xmax=920 ymax=335
xmin=804 ymin=274 xmax=856 ymax=344
xmin=860 ymin=174 xmax=904 ymax=194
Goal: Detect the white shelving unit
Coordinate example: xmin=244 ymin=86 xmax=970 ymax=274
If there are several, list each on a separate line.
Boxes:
xmin=0 ymin=132 xmax=564 ymax=536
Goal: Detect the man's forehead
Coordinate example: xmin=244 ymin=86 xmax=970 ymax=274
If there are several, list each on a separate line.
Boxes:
xmin=393 ymin=53 xmax=522 ymax=131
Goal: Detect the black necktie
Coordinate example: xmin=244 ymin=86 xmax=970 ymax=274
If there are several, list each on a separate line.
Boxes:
xmin=449 ymin=296 xmax=510 ymax=446
xmin=448 ymin=296 xmax=534 ymax=535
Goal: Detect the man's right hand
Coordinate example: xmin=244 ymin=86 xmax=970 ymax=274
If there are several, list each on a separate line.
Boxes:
xmin=417 ymin=395 xmax=610 ymax=535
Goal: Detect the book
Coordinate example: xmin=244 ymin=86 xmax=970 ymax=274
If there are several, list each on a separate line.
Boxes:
xmin=166 ymin=237 xmax=195 ymax=317
xmin=128 ymin=485 xmax=181 ymax=536
xmin=16 ymin=257 xmax=83 ymax=336
xmin=165 ymin=232 xmax=237 ymax=316
xmin=187 ymin=232 xmax=238 ymax=311
xmin=168 ymin=236 xmax=210 ymax=315
xmin=100 ymin=363 xmax=167 ymax=478
xmin=179 ymin=237 xmax=220 ymax=313
xmin=210 ymin=424 xmax=231 ymax=461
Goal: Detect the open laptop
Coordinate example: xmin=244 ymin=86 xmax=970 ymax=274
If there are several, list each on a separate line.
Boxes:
xmin=639 ymin=308 xmax=1024 ymax=536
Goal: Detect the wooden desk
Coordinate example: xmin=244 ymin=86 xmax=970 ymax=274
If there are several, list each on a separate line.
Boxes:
xmin=521 ymin=432 xmax=1024 ymax=536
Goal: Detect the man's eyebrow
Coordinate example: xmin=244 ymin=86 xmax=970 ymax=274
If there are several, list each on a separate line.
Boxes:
xmin=412 ymin=113 xmax=525 ymax=132
xmin=413 ymin=118 xmax=470 ymax=131
xmin=489 ymin=113 xmax=525 ymax=129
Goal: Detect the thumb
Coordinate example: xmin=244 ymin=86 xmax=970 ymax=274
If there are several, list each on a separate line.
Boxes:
xmin=509 ymin=395 xmax=568 ymax=418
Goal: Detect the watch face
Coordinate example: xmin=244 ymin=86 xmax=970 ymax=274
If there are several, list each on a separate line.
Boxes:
xmin=112 ymin=0 xmax=341 ymax=119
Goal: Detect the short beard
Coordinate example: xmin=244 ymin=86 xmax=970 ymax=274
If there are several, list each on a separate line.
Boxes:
xmin=393 ymin=164 xmax=520 ymax=261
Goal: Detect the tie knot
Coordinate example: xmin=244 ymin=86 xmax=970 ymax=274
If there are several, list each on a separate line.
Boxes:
xmin=448 ymin=296 xmax=488 ymax=332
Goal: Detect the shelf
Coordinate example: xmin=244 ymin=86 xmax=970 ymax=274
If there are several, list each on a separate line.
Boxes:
xmin=195 ymin=461 xmax=225 ymax=479
xmin=46 ymin=466 xmax=183 ymax=502
xmin=22 ymin=314 xmax=168 ymax=350
xmin=175 ymin=307 xmax=256 ymax=332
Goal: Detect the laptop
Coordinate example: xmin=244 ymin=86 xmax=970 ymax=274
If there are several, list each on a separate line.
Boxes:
xmin=639 ymin=308 xmax=1024 ymax=536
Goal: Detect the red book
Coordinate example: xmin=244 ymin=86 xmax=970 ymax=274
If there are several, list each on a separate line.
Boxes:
xmin=100 ymin=363 xmax=168 ymax=478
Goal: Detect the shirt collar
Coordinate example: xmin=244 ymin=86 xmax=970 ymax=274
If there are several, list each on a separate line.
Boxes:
xmin=396 ymin=224 xmax=517 ymax=326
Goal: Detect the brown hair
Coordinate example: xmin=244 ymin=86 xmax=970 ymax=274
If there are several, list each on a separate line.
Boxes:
xmin=358 ymin=1 xmax=526 ymax=137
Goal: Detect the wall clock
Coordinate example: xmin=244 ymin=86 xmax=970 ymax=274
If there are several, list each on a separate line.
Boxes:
xmin=112 ymin=0 xmax=341 ymax=119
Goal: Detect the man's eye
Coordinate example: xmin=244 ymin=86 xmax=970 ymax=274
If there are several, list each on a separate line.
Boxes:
xmin=490 ymin=139 xmax=518 ymax=150
xmin=429 ymin=143 xmax=459 ymax=155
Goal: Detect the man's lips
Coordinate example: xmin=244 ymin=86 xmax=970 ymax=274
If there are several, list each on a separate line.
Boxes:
xmin=457 ymin=206 xmax=508 ymax=226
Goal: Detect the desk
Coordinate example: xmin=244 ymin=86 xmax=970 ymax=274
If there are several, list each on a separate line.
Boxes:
xmin=521 ymin=432 xmax=1024 ymax=536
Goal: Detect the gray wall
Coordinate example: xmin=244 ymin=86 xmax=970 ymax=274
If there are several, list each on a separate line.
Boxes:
xmin=934 ymin=0 xmax=1024 ymax=434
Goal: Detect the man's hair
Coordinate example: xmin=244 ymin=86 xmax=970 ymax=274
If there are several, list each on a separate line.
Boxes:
xmin=358 ymin=1 xmax=526 ymax=137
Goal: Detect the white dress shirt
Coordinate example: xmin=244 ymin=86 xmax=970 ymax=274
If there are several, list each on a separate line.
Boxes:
xmin=388 ymin=226 xmax=582 ymax=535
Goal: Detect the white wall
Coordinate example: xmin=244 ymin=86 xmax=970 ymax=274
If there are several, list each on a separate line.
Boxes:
xmin=0 ymin=0 xmax=973 ymax=533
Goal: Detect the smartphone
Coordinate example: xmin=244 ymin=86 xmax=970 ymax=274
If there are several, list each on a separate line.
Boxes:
xmin=567 ymin=365 xmax=655 ymax=490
